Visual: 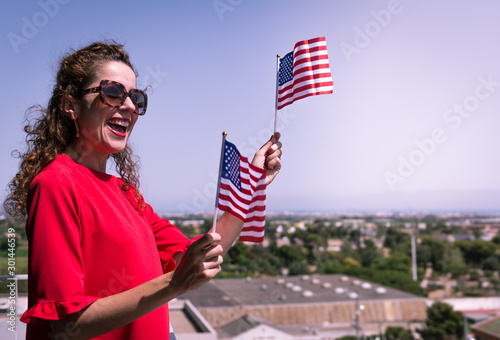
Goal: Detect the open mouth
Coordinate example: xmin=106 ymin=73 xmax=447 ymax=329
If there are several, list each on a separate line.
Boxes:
xmin=107 ymin=118 xmax=130 ymax=137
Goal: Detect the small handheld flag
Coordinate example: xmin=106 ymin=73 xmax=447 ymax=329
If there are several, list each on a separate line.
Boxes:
xmin=212 ymin=133 xmax=267 ymax=243
xmin=276 ymin=37 xmax=333 ymax=110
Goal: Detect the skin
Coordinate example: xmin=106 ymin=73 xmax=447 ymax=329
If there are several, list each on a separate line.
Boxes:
xmin=50 ymin=61 xmax=283 ymax=339
xmin=62 ymin=61 xmax=140 ymax=172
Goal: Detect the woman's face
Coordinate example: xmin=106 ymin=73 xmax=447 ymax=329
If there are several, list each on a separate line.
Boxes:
xmin=75 ymin=61 xmax=139 ymax=157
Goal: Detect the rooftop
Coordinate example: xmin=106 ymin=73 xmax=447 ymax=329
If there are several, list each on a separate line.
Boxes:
xmin=181 ymin=274 xmax=423 ymax=308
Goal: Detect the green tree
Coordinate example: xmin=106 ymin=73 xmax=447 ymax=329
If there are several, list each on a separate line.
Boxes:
xmin=443 ymin=246 xmax=468 ymax=277
xmin=491 ymin=234 xmax=500 ymax=246
xmin=416 ymin=243 xmax=432 ymax=268
xmin=223 ymin=241 xmax=258 ymax=274
xmin=383 ymin=227 xmax=410 ymax=250
xmin=275 ymin=244 xmax=305 ymax=268
xmin=455 ymin=240 xmax=497 ymax=266
xmin=418 ymin=301 xmax=463 ymax=340
xmin=420 ymin=237 xmax=445 ymax=272
xmin=373 ymin=252 xmax=411 ymax=273
xmin=342 ymin=256 xmax=361 ymax=268
xmin=359 ymin=241 xmax=383 ymax=267
xmin=483 ymin=256 xmax=500 ymax=271
xmin=385 ymin=326 xmax=415 ymax=340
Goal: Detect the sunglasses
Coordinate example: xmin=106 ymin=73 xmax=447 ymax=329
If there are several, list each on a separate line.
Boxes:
xmin=82 ymin=80 xmax=148 ymax=115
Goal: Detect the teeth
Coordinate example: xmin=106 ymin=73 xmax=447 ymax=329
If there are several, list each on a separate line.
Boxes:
xmin=108 ymin=119 xmax=129 ymax=127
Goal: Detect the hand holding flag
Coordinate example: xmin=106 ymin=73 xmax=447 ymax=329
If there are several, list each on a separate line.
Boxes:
xmin=213 ymin=132 xmax=282 ymax=243
xmin=251 ymin=132 xmax=282 ymax=185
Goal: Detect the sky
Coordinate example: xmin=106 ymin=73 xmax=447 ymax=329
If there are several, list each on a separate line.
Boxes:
xmin=1 ymin=0 xmax=500 ymax=214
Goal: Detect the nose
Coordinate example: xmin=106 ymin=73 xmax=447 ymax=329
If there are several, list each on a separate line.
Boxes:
xmin=120 ymin=94 xmax=137 ymax=114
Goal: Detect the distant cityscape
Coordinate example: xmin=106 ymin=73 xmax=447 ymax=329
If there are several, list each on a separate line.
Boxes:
xmin=2 ymin=210 xmax=500 ymax=339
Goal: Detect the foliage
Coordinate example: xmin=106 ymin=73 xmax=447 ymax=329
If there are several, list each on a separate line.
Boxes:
xmin=342 ymin=256 xmax=361 ymax=268
xmin=483 ymin=256 xmax=500 ymax=271
xmin=417 ymin=301 xmax=463 ymax=340
xmin=419 ymin=237 xmax=445 ymax=272
xmin=455 ymin=240 xmax=497 ymax=266
xmin=385 ymin=326 xmax=415 ymax=340
xmin=373 ymin=252 xmax=411 ymax=272
xmin=442 ymin=246 xmax=468 ymax=277
xmin=383 ymin=227 xmax=411 ymax=250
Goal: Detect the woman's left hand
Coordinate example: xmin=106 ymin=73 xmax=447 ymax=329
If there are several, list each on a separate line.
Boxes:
xmin=251 ymin=132 xmax=283 ymax=185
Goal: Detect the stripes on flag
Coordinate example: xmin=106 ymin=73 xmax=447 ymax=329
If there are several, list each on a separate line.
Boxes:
xmin=218 ymin=141 xmax=267 ymax=243
xmin=277 ymin=37 xmax=333 ymax=110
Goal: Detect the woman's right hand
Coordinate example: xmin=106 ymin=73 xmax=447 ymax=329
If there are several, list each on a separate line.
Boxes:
xmin=168 ymin=233 xmax=223 ymax=295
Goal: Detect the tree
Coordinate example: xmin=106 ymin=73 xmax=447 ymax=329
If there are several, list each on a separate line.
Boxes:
xmin=342 ymin=256 xmax=361 ymax=268
xmin=491 ymin=234 xmax=500 ymax=246
xmin=416 ymin=243 xmax=432 ymax=268
xmin=223 ymin=241 xmax=258 ymax=274
xmin=455 ymin=240 xmax=497 ymax=266
xmin=359 ymin=244 xmax=382 ymax=267
xmin=385 ymin=326 xmax=415 ymax=340
xmin=383 ymin=227 xmax=410 ymax=250
xmin=442 ymin=246 xmax=468 ymax=277
xmin=373 ymin=252 xmax=411 ymax=273
xmin=418 ymin=301 xmax=463 ymax=340
xmin=483 ymin=256 xmax=500 ymax=271
xmin=420 ymin=237 xmax=445 ymax=272
xmin=275 ymin=244 xmax=305 ymax=268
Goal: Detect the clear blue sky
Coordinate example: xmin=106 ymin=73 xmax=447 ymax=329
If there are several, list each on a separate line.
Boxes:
xmin=1 ymin=0 xmax=500 ymax=214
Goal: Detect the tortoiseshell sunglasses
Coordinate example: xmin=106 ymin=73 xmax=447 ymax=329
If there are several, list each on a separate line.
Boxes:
xmin=82 ymin=80 xmax=148 ymax=115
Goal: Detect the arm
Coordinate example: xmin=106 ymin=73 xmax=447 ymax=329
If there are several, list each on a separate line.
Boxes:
xmin=214 ymin=132 xmax=283 ymax=255
xmin=49 ymin=233 xmax=223 ymax=339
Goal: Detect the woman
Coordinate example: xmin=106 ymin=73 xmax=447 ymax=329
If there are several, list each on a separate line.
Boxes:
xmin=3 ymin=41 xmax=282 ymax=339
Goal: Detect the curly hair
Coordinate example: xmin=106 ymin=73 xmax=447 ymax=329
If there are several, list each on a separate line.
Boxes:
xmin=3 ymin=41 xmax=144 ymax=220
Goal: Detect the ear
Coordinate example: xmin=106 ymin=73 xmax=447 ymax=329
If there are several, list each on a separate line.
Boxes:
xmin=61 ymin=94 xmax=78 ymax=120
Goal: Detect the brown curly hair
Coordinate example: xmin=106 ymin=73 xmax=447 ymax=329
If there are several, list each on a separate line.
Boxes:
xmin=3 ymin=41 xmax=144 ymax=220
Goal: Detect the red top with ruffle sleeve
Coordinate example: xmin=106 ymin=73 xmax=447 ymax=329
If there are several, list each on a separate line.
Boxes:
xmin=21 ymin=154 xmax=194 ymax=339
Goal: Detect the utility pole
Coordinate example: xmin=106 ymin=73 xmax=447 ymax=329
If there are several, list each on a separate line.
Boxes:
xmin=354 ymin=290 xmax=364 ymax=340
xmin=411 ymin=228 xmax=418 ymax=281
xmin=412 ymin=221 xmax=418 ymax=281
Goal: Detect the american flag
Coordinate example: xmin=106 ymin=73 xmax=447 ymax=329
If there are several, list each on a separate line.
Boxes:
xmin=218 ymin=141 xmax=267 ymax=243
xmin=277 ymin=37 xmax=333 ymax=110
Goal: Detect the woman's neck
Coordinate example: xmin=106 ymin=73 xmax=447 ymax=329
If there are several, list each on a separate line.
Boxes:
xmin=63 ymin=142 xmax=108 ymax=173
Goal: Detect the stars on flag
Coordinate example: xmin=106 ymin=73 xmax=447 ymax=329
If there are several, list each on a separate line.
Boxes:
xmin=217 ymin=140 xmax=267 ymax=243
xmin=222 ymin=143 xmax=242 ymax=191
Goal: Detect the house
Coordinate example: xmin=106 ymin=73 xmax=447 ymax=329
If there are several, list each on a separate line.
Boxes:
xmin=217 ymin=314 xmax=295 ymax=340
xmin=179 ymin=274 xmax=427 ymax=339
xmin=471 ymin=315 xmax=500 ymax=340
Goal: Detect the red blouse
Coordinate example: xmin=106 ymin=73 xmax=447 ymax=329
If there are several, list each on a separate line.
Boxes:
xmin=21 ymin=154 xmax=194 ymax=339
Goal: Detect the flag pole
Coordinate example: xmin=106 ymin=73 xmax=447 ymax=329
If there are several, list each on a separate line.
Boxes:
xmin=211 ymin=131 xmax=227 ymax=233
xmin=273 ymin=54 xmax=280 ymax=139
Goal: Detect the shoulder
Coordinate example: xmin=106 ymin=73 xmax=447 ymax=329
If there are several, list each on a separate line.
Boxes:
xmin=31 ymin=155 xmax=79 ymax=189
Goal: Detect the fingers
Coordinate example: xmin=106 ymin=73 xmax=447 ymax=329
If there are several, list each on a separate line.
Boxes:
xmin=266 ymin=153 xmax=282 ymax=172
xmin=170 ymin=233 xmax=224 ymax=294
xmin=270 ymin=131 xmax=281 ymax=143
xmin=264 ymin=133 xmax=282 ymax=170
xmin=191 ymin=232 xmax=222 ymax=249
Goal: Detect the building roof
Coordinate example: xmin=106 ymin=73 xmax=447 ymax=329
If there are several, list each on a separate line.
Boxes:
xmin=217 ymin=314 xmax=293 ymax=339
xmin=168 ymin=298 xmax=217 ymax=338
xmin=472 ymin=315 xmax=500 ymax=340
xmin=442 ymin=297 xmax=500 ymax=315
xmin=181 ymin=274 xmax=422 ymax=308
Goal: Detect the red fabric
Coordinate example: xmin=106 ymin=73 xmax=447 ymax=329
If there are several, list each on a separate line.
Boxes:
xmin=21 ymin=154 xmax=193 ymax=339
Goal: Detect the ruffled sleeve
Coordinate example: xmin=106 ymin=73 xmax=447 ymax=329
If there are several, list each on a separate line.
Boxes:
xmin=20 ymin=296 xmax=99 ymax=323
